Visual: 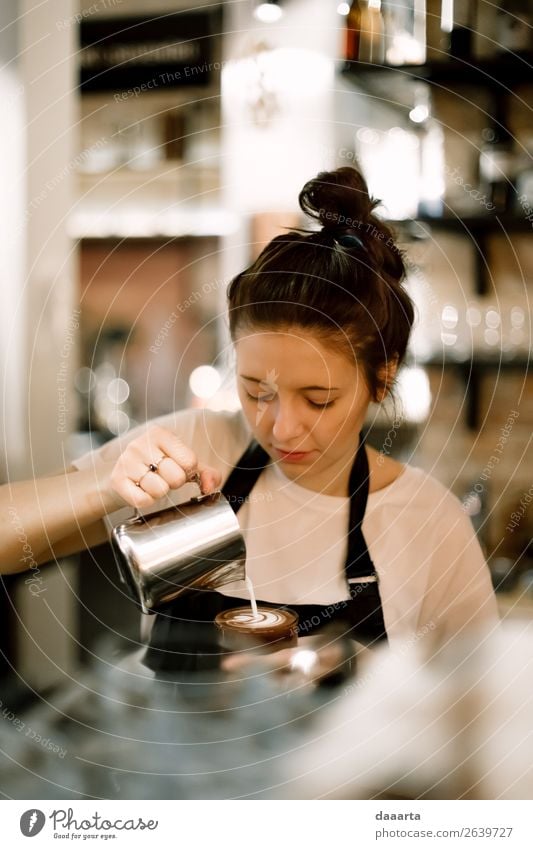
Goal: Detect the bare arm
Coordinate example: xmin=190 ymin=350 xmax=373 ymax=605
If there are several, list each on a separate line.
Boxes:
xmin=1 ymin=424 xmax=222 ymax=575
xmin=0 ymin=463 xmax=124 ymax=573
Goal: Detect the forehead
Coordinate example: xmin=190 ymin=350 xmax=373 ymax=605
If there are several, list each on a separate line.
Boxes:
xmin=234 ymin=328 xmax=357 ymax=384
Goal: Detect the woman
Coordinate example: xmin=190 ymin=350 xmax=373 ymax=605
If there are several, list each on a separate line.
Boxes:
xmin=1 ymin=167 xmax=498 ymax=665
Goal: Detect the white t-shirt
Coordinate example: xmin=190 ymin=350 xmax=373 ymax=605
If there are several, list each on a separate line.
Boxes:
xmin=72 ymin=408 xmax=499 ymax=648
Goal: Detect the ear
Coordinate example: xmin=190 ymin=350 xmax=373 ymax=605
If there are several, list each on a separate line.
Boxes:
xmin=375 ymin=356 xmax=399 ymax=402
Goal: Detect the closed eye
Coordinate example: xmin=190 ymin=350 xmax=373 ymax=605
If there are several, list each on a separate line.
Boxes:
xmin=244 ymin=390 xmax=275 ymax=403
xmin=308 ymin=400 xmax=335 ymax=409
xmin=244 ymin=390 xmax=334 ymax=409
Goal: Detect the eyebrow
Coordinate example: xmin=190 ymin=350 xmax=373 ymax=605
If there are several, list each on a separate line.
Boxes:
xmin=239 ymin=375 xmax=339 ymax=391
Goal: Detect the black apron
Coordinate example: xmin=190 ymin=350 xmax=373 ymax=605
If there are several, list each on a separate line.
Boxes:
xmin=144 ymin=433 xmax=387 ymax=673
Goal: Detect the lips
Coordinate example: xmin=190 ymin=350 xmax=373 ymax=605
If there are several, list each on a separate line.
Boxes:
xmin=271 ymin=446 xmax=315 ymax=463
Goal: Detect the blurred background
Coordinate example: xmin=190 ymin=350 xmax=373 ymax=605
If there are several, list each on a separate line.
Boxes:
xmin=0 ymin=0 xmax=532 ymax=701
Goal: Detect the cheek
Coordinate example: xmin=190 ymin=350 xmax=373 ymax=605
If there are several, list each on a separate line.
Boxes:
xmin=328 ymin=396 xmax=369 ymax=437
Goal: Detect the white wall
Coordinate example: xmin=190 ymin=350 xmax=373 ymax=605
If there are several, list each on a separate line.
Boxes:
xmin=20 ymin=0 xmax=79 ymax=479
xmin=221 ymin=0 xmax=339 ymax=216
xmin=1 ymin=0 xmax=80 ymax=690
xmin=217 ymin=0 xmax=341 ymax=358
xmin=0 ymin=0 xmax=27 ymax=483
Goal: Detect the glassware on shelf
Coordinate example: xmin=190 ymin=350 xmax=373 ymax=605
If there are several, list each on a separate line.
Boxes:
xmin=436 ymin=301 xmax=530 ymax=362
xmin=359 ymin=0 xmax=385 ymax=63
xmin=440 ymin=301 xmax=470 ymax=359
xmin=417 ymin=115 xmax=445 ymax=217
xmin=118 ymin=120 xmax=163 ymax=171
xmin=382 ymin=0 xmax=426 ymax=65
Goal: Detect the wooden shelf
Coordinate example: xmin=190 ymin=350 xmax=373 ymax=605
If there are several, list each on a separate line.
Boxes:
xmin=394 ymin=214 xmax=533 ymax=236
xmin=341 ymin=54 xmax=533 ymax=109
xmin=419 ymin=355 xmax=530 ymax=370
xmin=79 ymin=235 xmax=217 ymax=246
xmin=392 ymin=214 xmax=532 ymax=296
xmin=77 ymin=161 xmax=220 ymax=186
xmin=417 ymin=355 xmax=530 ymax=431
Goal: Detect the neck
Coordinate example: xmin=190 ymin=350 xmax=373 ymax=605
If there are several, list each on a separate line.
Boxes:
xmin=274 ymin=444 xmax=405 ymax=497
xmin=277 ymin=449 xmax=358 ymax=497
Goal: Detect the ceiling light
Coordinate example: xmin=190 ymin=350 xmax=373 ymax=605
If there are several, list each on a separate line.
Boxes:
xmin=254 ymin=2 xmax=283 ymax=24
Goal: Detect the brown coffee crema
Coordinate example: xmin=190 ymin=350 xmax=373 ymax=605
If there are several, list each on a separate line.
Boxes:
xmin=215 ymin=606 xmax=298 ymax=651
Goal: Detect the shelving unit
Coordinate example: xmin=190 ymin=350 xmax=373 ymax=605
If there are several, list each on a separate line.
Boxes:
xmin=396 ymin=213 xmax=533 ymax=235
xmin=412 ymin=354 xmax=530 ymax=430
xmin=75 ymin=5 xmax=225 ymax=243
xmin=341 ymin=54 xmax=533 ymax=113
xmin=341 ymin=53 xmax=532 ymax=430
xmin=71 ymin=5 xmax=229 ymax=443
xmin=393 ymin=213 xmax=533 ymax=296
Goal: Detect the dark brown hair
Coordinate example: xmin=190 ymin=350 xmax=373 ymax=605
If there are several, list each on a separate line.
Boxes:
xmin=227 ymin=166 xmax=415 ymax=400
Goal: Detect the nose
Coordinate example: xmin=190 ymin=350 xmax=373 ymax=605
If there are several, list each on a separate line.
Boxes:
xmin=270 ymin=397 xmax=305 ymax=444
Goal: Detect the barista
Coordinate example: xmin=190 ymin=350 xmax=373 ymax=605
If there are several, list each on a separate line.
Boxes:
xmin=0 ymin=166 xmax=499 ymax=656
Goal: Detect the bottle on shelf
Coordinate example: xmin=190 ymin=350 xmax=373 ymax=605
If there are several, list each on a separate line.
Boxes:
xmin=345 ymin=0 xmax=385 ymax=64
xmin=359 ymin=0 xmax=385 ymax=63
xmin=345 ymin=0 xmax=363 ymax=61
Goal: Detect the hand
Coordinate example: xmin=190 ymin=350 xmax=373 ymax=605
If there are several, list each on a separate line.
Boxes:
xmin=109 ymin=425 xmax=222 ymax=510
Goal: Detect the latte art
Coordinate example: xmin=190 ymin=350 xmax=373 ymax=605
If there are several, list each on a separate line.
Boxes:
xmin=225 ymin=608 xmax=290 ymax=630
xmin=215 ymin=605 xmax=299 ymax=649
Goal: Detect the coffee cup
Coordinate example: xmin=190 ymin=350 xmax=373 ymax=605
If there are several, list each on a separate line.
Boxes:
xmin=214 ymin=606 xmax=298 ymax=653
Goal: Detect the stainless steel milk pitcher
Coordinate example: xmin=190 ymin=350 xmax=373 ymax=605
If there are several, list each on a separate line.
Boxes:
xmin=111 ymin=489 xmax=246 ymax=614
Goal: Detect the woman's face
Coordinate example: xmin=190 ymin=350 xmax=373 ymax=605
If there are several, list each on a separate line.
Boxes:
xmin=234 ymin=326 xmax=372 ymax=491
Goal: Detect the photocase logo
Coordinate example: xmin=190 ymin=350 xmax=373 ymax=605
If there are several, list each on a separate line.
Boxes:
xmin=20 ymin=809 xmax=46 ymax=837
xmin=255 ymin=369 xmax=279 ymax=425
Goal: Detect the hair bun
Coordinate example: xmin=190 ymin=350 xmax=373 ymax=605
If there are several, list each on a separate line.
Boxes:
xmin=299 ymin=166 xmax=378 ymax=230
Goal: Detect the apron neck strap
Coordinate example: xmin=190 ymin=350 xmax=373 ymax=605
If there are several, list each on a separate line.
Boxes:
xmin=221 ymin=431 xmax=382 ymax=623
xmin=222 ymin=432 xmax=370 ymax=531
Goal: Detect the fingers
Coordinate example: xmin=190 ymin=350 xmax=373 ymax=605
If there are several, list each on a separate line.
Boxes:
xmin=115 ymin=477 xmax=163 ymax=511
xmin=157 ymin=456 xmax=188 ymax=489
xmin=197 ymin=464 xmax=222 ymax=495
xmin=108 ymin=424 xmax=222 ymax=510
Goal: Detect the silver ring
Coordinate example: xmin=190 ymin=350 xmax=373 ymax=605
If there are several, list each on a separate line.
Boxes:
xmin=151 ymin=454 xmax=167 ymax=472
xmin=135 ymin=455 xmax=167 ymax=487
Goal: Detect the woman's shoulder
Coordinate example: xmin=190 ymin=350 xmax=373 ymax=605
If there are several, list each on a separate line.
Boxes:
xmin=367 ymin=450 xmax=464 ymax=519
xmin=71 ymin=407 xmax=251 ymax=472
xmin=367 ymin=447 xmax=405 ymax=494
xmin=169 ymin=407 xmax=251 ymax=470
